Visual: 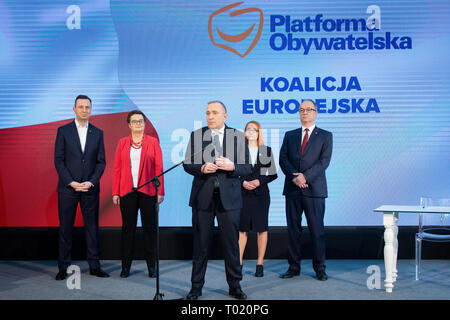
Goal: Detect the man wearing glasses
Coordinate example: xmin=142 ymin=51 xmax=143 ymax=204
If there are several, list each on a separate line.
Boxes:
xmin=279 ymin=100 xmax=333 ymax=281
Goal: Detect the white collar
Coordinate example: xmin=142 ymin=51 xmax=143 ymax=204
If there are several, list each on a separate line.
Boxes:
xmin=302 ymin=124 xmax=315 ymax=132
xmin=75 ymin=119 xmax=89 ymax=129
xmin=211 ymin=125 xmax=225 ymax=135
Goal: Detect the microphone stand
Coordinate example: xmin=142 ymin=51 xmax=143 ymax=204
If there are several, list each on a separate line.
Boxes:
xmin=122 ymin=149 xmax=203 ymax=300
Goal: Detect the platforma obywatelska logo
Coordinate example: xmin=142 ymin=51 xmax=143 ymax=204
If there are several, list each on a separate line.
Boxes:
xmin=208 ymin=2 xmax=263 ymax=58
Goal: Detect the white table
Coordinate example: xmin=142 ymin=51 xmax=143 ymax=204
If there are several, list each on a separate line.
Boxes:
xmin=373 ymin=205 xmax=450 ymax=293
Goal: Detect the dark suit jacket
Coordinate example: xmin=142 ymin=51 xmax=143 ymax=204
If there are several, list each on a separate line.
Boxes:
xmin=54 ymin=121 xmax=106 ymax=194
xmin=240 ymin=145 xmax=278 ymax=196
xmin=183 ymin=125 xmax=252 ymax=211
xmin=279 ymin=127 xmax=332 ymax=198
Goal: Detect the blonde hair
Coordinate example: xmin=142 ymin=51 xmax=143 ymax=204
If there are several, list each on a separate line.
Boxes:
xmin=245 ymin=121 xmax=264 ymax=147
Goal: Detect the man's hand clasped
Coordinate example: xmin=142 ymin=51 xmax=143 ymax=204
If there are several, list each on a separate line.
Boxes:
xmin=292 ymin=173 xmax=309 ymax=189
xmin=201 ymin=156 xmax=235 ymax=174
xmin=70 ymin=181 xmax=93 ymax=192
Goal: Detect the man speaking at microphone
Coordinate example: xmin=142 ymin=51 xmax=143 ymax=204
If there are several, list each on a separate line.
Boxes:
xmin=183 ymin=101 xmax=251 ymax=300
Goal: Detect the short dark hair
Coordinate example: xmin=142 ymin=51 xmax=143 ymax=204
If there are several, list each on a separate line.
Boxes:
xmin=207 ymin=100 xmax=227 ymax=114
xmin=301 ymin=99 xmax=318 ymax=111
xmin=127 ymin=110 xmax=146 ymax=123
xmin=74 ymin=95 xmax=91 ymax=106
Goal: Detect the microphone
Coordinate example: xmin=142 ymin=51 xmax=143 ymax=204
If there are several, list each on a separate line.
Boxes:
xmin=122 ymin=145 xmax=207 ymax=198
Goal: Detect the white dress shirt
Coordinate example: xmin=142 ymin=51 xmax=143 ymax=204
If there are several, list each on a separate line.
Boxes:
xmin=75 ymin=119 xmax=88 ymax=153
xmin=249 ymin=147 xmax=258 ymax=166
xmin=301 ymin=124 xmax=316 ymax=144
xmin=211 ymin=125 xmax=225 ymax=147
xmin=130 ymin=147 xmax=142 ymax=188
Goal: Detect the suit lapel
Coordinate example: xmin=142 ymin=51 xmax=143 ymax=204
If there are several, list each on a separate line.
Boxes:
xmin=83 ymin=124 xmax=94 ymax=156
xmin=254 ymin=146 xmax=262 ymax=170
xmin=222 ymin=125 xmax=229 ymax=158
xmin=138 ymin=135 xmax=149 ymax=185
xmin=302 ymin=127 xmax=318 ymax=156
xmin=294 ymin=128 xmax=302 ymax=157
xmin=70 ymin=121 xmax=83 ymax=155
xmin=203 ymin=127 xmax=212 ymax=153
xmin=257 ymin=145 xmax=267 ymax=167
xmin=250 ymin=146 xmax=260 ymax=168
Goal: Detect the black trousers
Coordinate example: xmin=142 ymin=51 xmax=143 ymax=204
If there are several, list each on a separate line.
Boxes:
xmin=119 ymin=191 xmax=157 ymax=270
xmin=191 ymin=192 xmax=242 ymax=290
xmin=285 ymin=195 xmax=326 ymax=273
xmin=57 ymin=191 xmax=100 ymax=271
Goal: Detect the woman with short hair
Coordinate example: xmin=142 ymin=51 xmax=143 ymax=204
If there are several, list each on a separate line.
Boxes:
xmin=112 ymin=110 xmax=164 ymax=278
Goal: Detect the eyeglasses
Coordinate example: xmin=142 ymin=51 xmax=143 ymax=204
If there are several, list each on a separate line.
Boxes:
xmin=206 ymin=111 xmax=224 ymax=116
xmin=245 ymin=129 xmax=258 ymax=133
xmin=130 ymin=119 xmax=144 ymax=125
xmin=299 ymin=108 xmax=316 ymax=114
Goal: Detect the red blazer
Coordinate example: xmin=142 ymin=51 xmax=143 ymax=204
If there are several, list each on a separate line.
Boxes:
xmin=113 ymin=134 xmax=164 ymax=197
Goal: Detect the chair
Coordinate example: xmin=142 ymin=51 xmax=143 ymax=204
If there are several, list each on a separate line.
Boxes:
xmin=415 ymin=197 xmax=450 ymax=280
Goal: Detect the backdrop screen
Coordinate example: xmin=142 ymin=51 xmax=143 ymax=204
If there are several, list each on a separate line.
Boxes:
xmin=0 ymin=0 xmax=449 ymax=227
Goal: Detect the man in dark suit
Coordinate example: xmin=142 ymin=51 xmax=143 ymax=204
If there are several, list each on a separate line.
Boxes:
xmin=54 ymin=95 xmax=109 ymax=280
xmin=279 ymin=100 xmax=333 ymax=281
xmin=183 ymin=101 xmax=251 ymax=299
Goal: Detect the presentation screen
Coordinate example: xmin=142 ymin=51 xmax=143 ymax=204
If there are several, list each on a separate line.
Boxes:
xmin=0 ymin=0 xmax=449 ymax=227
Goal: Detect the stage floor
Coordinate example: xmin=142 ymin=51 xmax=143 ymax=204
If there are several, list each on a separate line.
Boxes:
xmin=0 ymin=259 xmax=449 ymax=300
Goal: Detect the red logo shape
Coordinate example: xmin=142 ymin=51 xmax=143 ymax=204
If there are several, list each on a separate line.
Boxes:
xmin=208 ymin=2 xmax=263 ymax=58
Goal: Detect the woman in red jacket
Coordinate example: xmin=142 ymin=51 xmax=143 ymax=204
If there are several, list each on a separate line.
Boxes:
xmin=112 ymin=110 xmax=164 ymax=278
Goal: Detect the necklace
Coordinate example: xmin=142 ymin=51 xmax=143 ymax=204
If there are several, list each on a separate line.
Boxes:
xmin=131 ymin=138 xmax=143 ymax=149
